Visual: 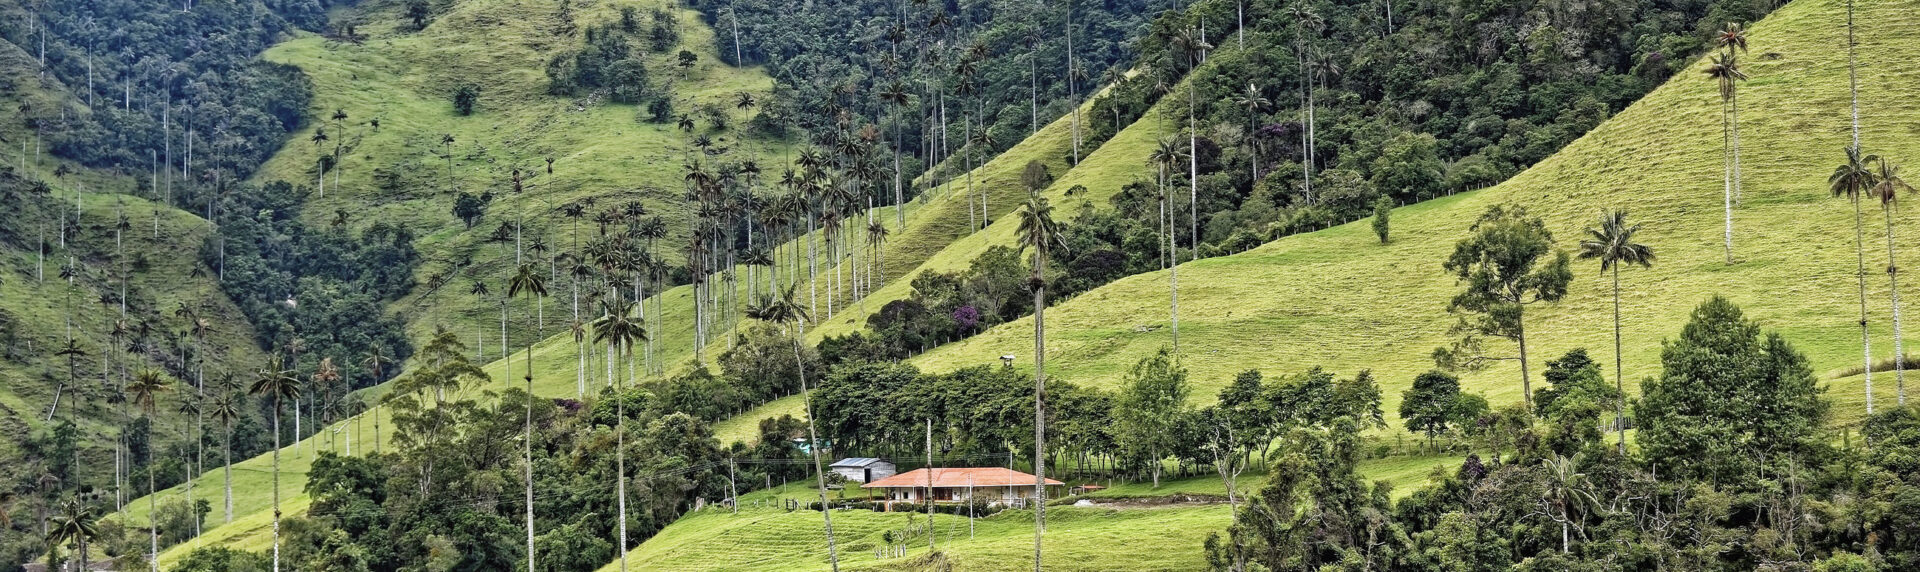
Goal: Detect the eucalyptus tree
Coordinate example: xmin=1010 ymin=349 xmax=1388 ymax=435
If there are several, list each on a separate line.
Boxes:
xmin=128 ymin=368 xmax=171 ymax=572
xmin=1438 ymin=204 xmax=1573 ymax=413
xmin=248 ymin=357 xmax=300 ymax=572
xmin=1578 ymin=209 xmax=1654 ymax=450
xmin=1831 ymin=146 xmax=1879 ymax=414
xmin=1017 ymin=193 xmax=1066 ymax=565
xmin=1872 ymin=158 xmax=1915 ymax=404
xmin=592 ymin=299 xmax=646 ymax=572
xmin=745 ymin=287 xmax=838 ymax=572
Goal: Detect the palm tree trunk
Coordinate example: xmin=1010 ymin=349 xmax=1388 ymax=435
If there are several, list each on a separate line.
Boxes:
xmin=617 ymin=344 xmax=629 ymax=572
xmin=149 ymin=434 xmax=158 ymax=572
xmin=794 ymin=322 xmax=839 ymax=572
xmin=526 ymin=341 xmax=536 ymax=572
xmin=224 ymin=420 xmax=233 ymax=523
xmin=1032 ymin=253 xmax=1048 ymax=571
xmin=1189 ymin=80 xmax=1200 ymax=262
xmin=1857 ymin=199 xmax=1875 ymax=415
xmin=1722 ymin=98 xmax=1733 ymax=264
xmin=1890 ymin=209 xmax=1907 ymax=404
xmin=1611 ymin=266 xmax=1626 ymax=452
xmin=1518 ymin=319 xmax=1533 ymax=413
xmin=271 ymin=399 xmax=282 ymax=572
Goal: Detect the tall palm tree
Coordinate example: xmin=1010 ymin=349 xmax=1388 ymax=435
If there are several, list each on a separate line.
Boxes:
xmin=1704 ymin=51 xmax=1746 ymax=263
xmin=507 ymin=262 xmax=547 ymax=572
xmin=1873 ymin=158 xmax=1915 ymax=405
xmin=46 ymin=336 xmax=88 ymax=423
xmin=1171 ymin=26 xmax=1210 ymax=266
xmin=49 ymin=499 xmax=100 ymax=571
xmin=1233 ymin=83 xmax=1270 ymax=184
xmin=248 ymin=357 xmax=300 ymax=572
xmin=1149 ymin=137 xmax=1184 ymax=350
xmin=592 ymin=298 xmax=645 ymax=572
xmin=1016 ymin=193 xmax=1064 ymax=570
xmin=1832 ymin=146 xmax=1880 ymax=414
xmin=745 ymin=288 xmax=838 ymax=572
xmin=207 ymin=390 xmax=243 ymax=523
xmin=1578 ymin=209 xmax=1654 ymax=452
xmin=1715 ymin=23 xmax=1748 ymax=205
xmin=128 ymin=368 xmax=171 ymax=572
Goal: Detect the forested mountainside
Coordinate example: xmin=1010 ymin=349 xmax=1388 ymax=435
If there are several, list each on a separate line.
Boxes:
xmin=21 ymin=0 xmax=1920 ymax=571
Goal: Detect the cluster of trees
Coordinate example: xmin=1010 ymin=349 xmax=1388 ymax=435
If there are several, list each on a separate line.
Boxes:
xmin=166 ymin=329 xmax=736 ymax=572
xmin=1101 ymin=0 xmax=1769 ymax=257
xmin=807 ymin=349 xmax=1385 ymax=490
xmin=1206 ymin=297 xmax=1920 ymax=571
xmin=8 ymin=0 xmax=325 ymax=184
xmin=691 ymin=0 xmax=1158 ymax=170
xmin=544 ymin=7 xmax=679 ymax=105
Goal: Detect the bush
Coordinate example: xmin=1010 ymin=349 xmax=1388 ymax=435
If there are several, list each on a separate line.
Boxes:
xmin=452 ymin=84 xmax=479 ymax=115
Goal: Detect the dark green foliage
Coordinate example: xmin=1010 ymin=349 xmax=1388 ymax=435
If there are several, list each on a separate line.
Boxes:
xmin=174 ymin=545 xmax=271 ymax=571
xmin=1399 ymin=370 xmax=1462 ymax=448
xmin=1435 ymin=204 xmax=1573 ymax=406
xmin=1636 ymin=296 xmax=1828 ymax=487
xmin=405 ymin=0 xmax=433 ymax=31
xmin=1372 ymin=196 xmax=1392 ymax=244
xmin=452 ymin=192 xmax=487 ymax=228
xmin=17 ymin=0 xmax=319 ymax=183
xmin=206 ymin=181 xmax=417 ymax=389
xmin=451 ymin=84 xmax=479 ymax=115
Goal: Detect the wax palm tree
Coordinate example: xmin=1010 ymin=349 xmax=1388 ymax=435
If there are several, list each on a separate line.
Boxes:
xmin=1704 ymin=51 xmax=1746 ymax=263
xmin=49 ymin=499 xmax=100 ymax=571
xmin=593 ymin=298 xmax=645 ymax=572
xmin=50 ymin=338 xmax=86 ymax=421
xmin=1832 ymin=146 xmax=1880 ymax=414
xmin=507 ymin=262 xmax=546 ymax=571
xmin=745 ymin=287 xmax=838 ymax=571
xmin=1233 ymin=83 xmax=1270 ymax=183
xmin=1716 ymin=23 xmax=1748 ymax=205
xmin=1873 ymin=158 xmax=1915 ymax=405
xmin=248 ymin=357 xmax=300 ymax=572
xmin=1016 ymin=193 xmax=1065 ymax=566
xmin=1148 ymin=137 xmax=1184 ymax=350
xmin=1578 ymin=209 xmax=1653 ymax=451
xmin=207 ymin=390 xmax=243 ymax=523
xmin=128 ymin=368 xmax=170 ymax=572
xmin=880 ymin=80 xmax=912 ymax=228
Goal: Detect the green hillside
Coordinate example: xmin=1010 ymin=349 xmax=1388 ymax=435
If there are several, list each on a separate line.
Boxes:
xmin=909 ymin=0 xmax=1918 ymax=429
xmin=119 ymin=0 xmax=1121 ymax=558
xmin=0 ymin=10 xmax=268 ymax=494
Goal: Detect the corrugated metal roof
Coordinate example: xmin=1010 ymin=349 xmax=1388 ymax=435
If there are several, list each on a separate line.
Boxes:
xmin=863 ymin=468 xmax=1065 ymax=489
xmin=830 ymin=457 xmax=887 ymax=467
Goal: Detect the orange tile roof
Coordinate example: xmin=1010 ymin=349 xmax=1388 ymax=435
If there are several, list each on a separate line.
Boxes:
xmin=863 ymin=468 xmax=1065 ymax=489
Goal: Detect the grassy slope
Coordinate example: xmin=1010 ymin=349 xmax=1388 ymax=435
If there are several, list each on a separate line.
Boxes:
xmin=913 ymin=0 xmax=1920 ymax=429
xmin=613 ymin=1 xmax=1920 ymax=566
xmin=0 ymin=21 xmax=264 ymax=475
xmin=254 ymin=0 xmax=784 ymax=351
xmin=127 ymin=0 xmax=1110 ymax=557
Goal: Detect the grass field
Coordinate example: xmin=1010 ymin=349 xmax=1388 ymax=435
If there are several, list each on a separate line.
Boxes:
xmin=910 ymin=0 xmax=1920 ymax=426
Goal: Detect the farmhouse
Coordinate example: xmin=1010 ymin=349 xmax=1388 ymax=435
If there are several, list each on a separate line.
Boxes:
xmin=862 ymin=468 xmax=1065 ymax=504
xmin=828 ymin=457 xmax=897 ymax=483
